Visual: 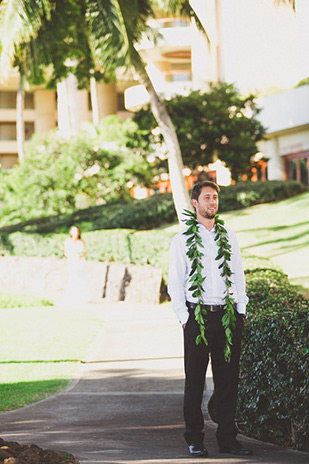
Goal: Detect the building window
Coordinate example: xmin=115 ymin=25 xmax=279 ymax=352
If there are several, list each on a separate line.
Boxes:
xmin=117 ymin=92 xmax=126 ymax=111
xmin=0 ymin=91 xmax=34 ymax=109
xmin=0 ymin=122 xmax=35 ymax=141
xmin=165 ymin=62 xmax=192 ymax=82
xmin=285 ymin=152 xmax=309 ymax=186
xmin=0 ymin=153 xmax=18 ymax=169
xmin=25 ymin=122 xmax=35 ymax=140
xmin=88 ymin=92 xmax=92 ymax=111
xmin=157 ymin=18 xmax=190 ymax=28
xmin=163 ymin=19 xmax=189 ymax=28
xmin=166 ymin=72 xmax=192 ymax=82
xmin=25 ymin=92 xmax=34 ymax=109
xmin=0 ymin=91 xmax=16 ymax=109
xmin=0 ymin=122 xmax=16 ymax=140
xmin=288 ymin=159 xmax=297 ymax=180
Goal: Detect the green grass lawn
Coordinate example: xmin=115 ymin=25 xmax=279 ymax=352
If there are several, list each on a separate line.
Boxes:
xmin=220 ymin=191 xmax=309 ymax=295
xmin=0 ymin=305 xmax=104 ymax=412
xmin=0 ymin=292 xmax=52 ymax=308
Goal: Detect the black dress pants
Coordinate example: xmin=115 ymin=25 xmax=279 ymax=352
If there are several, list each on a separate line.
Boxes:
xmin=183 ymin=308 xmax=244 ymax=446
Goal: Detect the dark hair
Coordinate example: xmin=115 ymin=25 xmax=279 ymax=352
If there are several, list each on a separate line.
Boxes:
xmin=191 ymin=181 xmax=220 ymax=201
xmin=69 ymin=225 xmax=81 ymax=239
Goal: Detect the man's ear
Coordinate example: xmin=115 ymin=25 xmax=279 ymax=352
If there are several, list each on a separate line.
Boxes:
xmin=192 ymin=199 xmax=197 ymax=210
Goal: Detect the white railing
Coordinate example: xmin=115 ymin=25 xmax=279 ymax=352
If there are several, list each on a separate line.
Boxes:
xmin=125 ymin=81 xmax=194 ymax=111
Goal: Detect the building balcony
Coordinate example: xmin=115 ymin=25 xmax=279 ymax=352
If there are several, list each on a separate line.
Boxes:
xmin=0 ymin=140 xmax=18 ymax=154
xmin=125 ymin=80 xmax=194 ymax=111
xmin=0 ymin=108 xmax=37 ymax=122
xmin=138 ymin=22 xmax=193 ymax=60
xmin=155 ymin=79 xmax=194 ymax=98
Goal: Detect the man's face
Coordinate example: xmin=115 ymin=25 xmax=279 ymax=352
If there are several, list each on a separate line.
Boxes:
xmin=192 ymin=187 xmax=219 ymax=219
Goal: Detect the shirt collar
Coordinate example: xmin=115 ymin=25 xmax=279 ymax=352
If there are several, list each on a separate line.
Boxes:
xmin=197 ymin=222 xmax=215 ymax=234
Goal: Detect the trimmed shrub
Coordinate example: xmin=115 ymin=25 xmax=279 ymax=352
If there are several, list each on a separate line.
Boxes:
xmin=0 ymin=228 xmax=175 ymax=280
xmin=0 ymin=193 xmax=177 ymax=234
xmin=219 ymin=180 xmax=307 ymax=211
xmin=0 ymin=181 xmax=306 ymax=234
xmin=237 ymin=267 xmax=308 ymax=451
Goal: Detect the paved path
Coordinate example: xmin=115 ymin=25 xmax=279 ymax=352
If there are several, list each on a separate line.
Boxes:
xmin=0 ymin=301 xmax=307 ymax=464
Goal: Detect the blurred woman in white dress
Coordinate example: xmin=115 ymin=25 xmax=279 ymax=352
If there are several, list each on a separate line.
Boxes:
xmin=63 ymin=226 xmax=90 ymax=305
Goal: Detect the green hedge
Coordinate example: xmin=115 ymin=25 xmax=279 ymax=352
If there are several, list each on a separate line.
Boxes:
xmin=0 ymin=193 xmax=177 ymax=234
xmin=0 ymin=181 xmax=306 ymax=234
xmin=238 ymin=267 xmax=308 ymax=451
xmin=219 ymin=180 xmax=307 ymax=211
xmin=0 ymin=228 xmax=174 ymax=280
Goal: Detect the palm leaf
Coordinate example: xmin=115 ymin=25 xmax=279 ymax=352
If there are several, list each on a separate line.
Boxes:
xmin=0 ymin=0 xmax=29 ymax=78
xmin=0 ymin=0 xmax=51 ymax=81
xmin=155 ymin=0 xmax=210 ymax=45
xmin=274 ymin=0 xmax=296 ymax=11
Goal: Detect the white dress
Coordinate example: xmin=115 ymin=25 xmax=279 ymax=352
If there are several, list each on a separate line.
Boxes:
xmin=62 ymin=238 xmax=90 ymax=305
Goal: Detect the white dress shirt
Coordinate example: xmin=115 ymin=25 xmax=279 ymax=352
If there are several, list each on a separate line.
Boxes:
xmin=168 ymin=223 xmax=249 ymax=325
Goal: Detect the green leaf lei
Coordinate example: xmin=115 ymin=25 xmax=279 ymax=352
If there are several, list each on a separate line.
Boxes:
xmin=183 ymin=209 xmax=236 ymax=362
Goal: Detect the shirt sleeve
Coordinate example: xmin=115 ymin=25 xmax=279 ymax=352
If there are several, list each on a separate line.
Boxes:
xmin=168 ymin=234 xmax=190 ymax=325
xmin=230 ymin=231 xmax=249 ymax=314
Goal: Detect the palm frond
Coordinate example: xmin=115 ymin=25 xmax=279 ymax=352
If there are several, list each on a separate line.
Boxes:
xmin=155 ymin=0 xmax=210 ymax=45
xmin=274 ymin=0 xmax=296 ymax=12
xmin=85 ymin=0 xmax=153 ymax=76
xmin=85 ymin=0 xmax=127 ymax=76
xmin=0 ymin=0 xmax=28 ymax=78
xmin=116 ymin=0 xmax=150 ymax=66
xmin=0 ymin=0 xmax=50 ymax=80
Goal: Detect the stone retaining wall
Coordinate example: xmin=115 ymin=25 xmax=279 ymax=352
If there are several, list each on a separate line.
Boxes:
xmin=0 ymin=256 xmax=163 ymax=305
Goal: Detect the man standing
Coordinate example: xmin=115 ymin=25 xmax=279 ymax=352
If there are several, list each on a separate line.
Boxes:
xmin=168 ymin=180 xmax=252 ymax=457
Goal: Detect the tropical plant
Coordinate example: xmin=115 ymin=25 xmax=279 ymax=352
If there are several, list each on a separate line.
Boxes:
xmin=132 ymin=83 xmax=266 ymax=180
xmin=1 ymin=122 xmax=154 ymax=222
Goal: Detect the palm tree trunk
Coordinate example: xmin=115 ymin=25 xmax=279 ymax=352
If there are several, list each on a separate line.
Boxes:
xmin=16 ymin=71 xmax=25 ymax=162
xmin=137 ymin=66 xmax=192 ymax=220
xmin=90 ymin=76 xmax=100 ymax=125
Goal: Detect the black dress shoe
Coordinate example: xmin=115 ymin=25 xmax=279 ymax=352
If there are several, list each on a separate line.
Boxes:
xmin=188 ymin=443 xmax=208 ymax=457
xmin=219 ymin=439 xmax=253 ymax=456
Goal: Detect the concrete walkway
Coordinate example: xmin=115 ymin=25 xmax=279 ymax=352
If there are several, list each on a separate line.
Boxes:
xmin=0 ymin=301 xmax=307 ymax=464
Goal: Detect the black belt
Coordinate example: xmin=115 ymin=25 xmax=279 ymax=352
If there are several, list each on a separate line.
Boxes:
xmin=186 ymin=301 xmax=235 ymax=312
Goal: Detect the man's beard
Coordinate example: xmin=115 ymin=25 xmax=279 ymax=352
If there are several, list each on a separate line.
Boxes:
xmin=204 ymin=211 xmax=216 ymax=219
xmin=199 ymin=207 xmax=218 ymax=219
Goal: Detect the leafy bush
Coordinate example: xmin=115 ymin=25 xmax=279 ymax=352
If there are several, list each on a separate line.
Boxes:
xmin=0 ymin=181 xmax=306 ymax=234
xmin=132 ymin=82 xmax=266 ymax=180
xmin=0 ymin=193 xmax=177 ymax=234
xmin=0 ymin=118 xmax=154 ymax=224
xmin=219 ymin=180 xmax=307 ymax=211
xmin=237 ymin=267 xmax=308 ymax=451
xmin=0 ymin=228 xmax=174 ymax=280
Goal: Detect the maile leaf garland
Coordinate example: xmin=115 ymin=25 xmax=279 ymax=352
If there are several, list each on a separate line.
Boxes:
xmin=182 ymin=209 xmax=236 ymax=362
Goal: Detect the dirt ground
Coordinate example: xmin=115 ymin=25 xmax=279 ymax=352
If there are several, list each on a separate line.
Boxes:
xmin=0 ymin=437 xmax=80 ymax=464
